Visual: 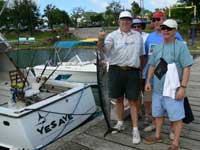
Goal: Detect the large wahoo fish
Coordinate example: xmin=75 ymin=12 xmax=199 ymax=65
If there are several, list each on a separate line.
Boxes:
xmin=96 ymin=48 xmax=117 ymax=137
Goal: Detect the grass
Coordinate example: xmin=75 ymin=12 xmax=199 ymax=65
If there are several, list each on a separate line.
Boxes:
xmin=3 ymin=31 xmax=79 ymax=50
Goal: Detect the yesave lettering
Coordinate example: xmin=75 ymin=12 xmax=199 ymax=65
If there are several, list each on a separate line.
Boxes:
xmin=36 ymin=114 xmax=73 ymax=135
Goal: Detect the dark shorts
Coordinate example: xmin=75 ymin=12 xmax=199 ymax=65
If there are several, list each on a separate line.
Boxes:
xmin=108 ymin=65 xmax=140 ymax=100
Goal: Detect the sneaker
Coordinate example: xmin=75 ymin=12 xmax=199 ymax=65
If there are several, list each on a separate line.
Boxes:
xmin=132 ymin=129 xmax=141 ymax=144
xmin=169 ymin=131 xmax=175 ymax=140
xmin=112 ymin=122 xmax=125 ymax=133
xmin=143 ymin=124 xmax=155 ymax=132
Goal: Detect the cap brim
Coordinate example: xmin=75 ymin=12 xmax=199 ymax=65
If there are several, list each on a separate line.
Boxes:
xmin=160 ymin=24 xmax=176 ymax=29
xmin=119 ymin=17 xmax=132 ymax=19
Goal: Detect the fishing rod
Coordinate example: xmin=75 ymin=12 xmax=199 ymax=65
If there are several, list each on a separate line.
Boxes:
xmin=38 ymin=50 xmax=54 ymax=82
xmin=39 ymin=61 xmax=61 ymax=90
xmin=38 ymin=41 xmax=82 ymax=90
xmin=0 ymin=0 xmax=9 ymax=16
xmin=38 ymin=42 xmax=69 ymax=90
xmin=38 ymin=41 xmax=62 ymax=83
xmin=23 ymin=49 xmax=38 ymax=86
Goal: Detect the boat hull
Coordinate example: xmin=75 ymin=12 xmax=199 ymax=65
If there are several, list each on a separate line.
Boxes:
xmin=0 ymin=85 xmax=96 ymax=150
xmin=34 ymin=65 xmax=97 ymax=85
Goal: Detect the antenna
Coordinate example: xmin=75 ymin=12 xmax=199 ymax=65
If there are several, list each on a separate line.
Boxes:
xmin=140 ymin=0 xmax=144 ymax=17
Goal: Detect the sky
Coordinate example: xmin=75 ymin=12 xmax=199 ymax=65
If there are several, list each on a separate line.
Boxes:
xmin=38 ymin=0 xmax=178 ymax=15
xmin=9 ymin=0 xmax=178 ymax=15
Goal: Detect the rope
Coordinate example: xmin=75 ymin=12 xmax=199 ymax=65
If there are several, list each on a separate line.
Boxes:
xmin=32 ymin=86 xmax=98 ymax=150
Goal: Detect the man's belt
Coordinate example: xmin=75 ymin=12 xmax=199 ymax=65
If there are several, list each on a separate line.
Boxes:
xmin=110 ymin=65 xmax=140 ymax=71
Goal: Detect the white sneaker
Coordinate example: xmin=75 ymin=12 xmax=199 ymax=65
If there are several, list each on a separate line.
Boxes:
xmin=132 ymin=130 xmax=141 ymax=144
xmin=143 ymin=124 xmax=155 ymax=132
xmin=169 ymin=131 xmax=175 ymax=140
xmin=112 ymin=122 xmax=125 ymax=133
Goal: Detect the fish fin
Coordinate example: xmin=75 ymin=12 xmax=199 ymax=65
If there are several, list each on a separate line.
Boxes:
xmin=104 ymin=128 xmax=118 ymax=137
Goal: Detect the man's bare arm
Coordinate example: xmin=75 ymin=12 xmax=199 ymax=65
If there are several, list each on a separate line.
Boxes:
xmin=97 ymin=32 xmax=107 ymax=52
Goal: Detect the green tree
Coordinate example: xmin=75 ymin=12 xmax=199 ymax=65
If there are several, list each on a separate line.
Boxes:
xmin=44 ymin=4 xmax=71 ymax=28
xmin=177 ymin=0 xmax=200 ymax=21
xmin=11 ymin=0 xmax=40 ymax=32
xmin=166 ymin=1 xmax=198 ymax=25
xmin=0 ymin=0 xmax=5 ymax=16
xmin=131 ymin=1 xmax=141 ymax=18
xmin=71 ymin=7 xmax=85 ymax=27
xmin=77 ymin=11 xmax=93 ymax=27
xmin=44 ymin=7 xmax=71 ymax=27
xmin=90 ymin=13 xmax=104 ymax=27
xmin=43 ymin=4 xmax=56 ymax=29
xmin=58 ymin=10 xmax=71 ymax=25
xmin=0 ymin=0 xmax=11 ymax=29
xmin=105 ymin=1 xmax=122 ymax=26
xmin=79 ymin=12 xmax=104 ymax=27
xmin=0 ymin=0 xmax=4 ymax=9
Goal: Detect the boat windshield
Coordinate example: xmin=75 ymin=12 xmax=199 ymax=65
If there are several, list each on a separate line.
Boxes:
xmin=68 ymin=55 xmax=82 ymax=64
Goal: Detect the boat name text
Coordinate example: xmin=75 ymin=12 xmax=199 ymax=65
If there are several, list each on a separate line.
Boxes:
xmin=36 ymin=114 xmax=73 ymax=135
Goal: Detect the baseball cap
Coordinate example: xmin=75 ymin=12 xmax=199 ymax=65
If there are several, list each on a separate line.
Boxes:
xmin=132 ymin=19 xmax=142 ymax=24
xmin=119 ymin=11 xmax=132 ymax=19
xmin=152 ymin=11 xmax=165 ymax=18
xmin=161 ymin=19 xmax=178 ymax=29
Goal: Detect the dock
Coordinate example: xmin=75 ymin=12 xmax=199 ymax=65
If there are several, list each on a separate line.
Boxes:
xmin=46 ymin=57 xmax=200 ymax=150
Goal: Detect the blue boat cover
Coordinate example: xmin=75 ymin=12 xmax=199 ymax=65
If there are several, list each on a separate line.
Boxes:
xmin=54 ymin=40 xmax=97 ymax=49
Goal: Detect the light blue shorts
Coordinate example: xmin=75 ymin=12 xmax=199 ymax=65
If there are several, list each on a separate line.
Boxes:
xmin=152 ymin=92 xmax=185 ymax=121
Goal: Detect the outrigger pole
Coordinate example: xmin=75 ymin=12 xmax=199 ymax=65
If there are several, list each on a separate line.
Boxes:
xmin=0 ymin=0 xmax=9 ymax=16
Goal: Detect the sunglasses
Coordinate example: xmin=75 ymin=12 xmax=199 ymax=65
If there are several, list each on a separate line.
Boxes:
xmin=133 ymin=25 xmax=142 ymax=29
xmin=152 ymin=18 xmax=161 ymax=22
xmin=160 ymin=26 xmax=174 ymax=31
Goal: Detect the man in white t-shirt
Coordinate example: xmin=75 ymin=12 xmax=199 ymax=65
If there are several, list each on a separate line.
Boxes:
xmin=98 ymin=11 xmax=143 ymax=144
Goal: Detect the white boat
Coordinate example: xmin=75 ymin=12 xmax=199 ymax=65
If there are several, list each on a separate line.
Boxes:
xmin=0 ymin=37 xmax=96 ymax=150
xmin=33 ymin=40 xmax=98 ymax=85
xmin=34 ymin=54 xmax=97 ymax=85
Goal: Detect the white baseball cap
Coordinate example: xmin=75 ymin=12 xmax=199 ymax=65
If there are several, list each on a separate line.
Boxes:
xmin=161 ymin=19 xmax=178 ymax=29
xmin=119 ymin=11 xmax=132 ymax=19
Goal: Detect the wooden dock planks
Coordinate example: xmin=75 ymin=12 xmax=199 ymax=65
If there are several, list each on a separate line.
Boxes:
xmin=46 ymin=57 xmax=200 ymax=150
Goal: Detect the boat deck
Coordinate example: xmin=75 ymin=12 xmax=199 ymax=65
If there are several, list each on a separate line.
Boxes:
xmin=46 ymin=57 xmax=200 ymax=150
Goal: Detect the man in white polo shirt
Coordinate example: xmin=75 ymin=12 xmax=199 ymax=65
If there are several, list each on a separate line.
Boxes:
xmin=98 ymin=11 xmax=144 ymax=144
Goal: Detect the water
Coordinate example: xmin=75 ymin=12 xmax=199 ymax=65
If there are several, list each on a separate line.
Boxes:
xmin=8 ymin=49 xmax=53 ymax=68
